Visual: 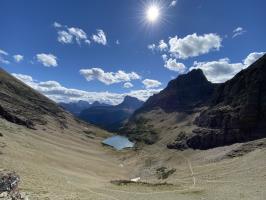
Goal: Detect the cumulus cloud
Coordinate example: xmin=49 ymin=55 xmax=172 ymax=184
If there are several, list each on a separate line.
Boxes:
xmin=68 ymin=27 xmax=87 ymax=44
xmin=243 ymin=52 xmax=265 ymax=66
xmin=80 ymin=68 xmax=141 ymax=85
xmin=169 ymin=33 xmax=222 ymax=59
xmin=13 ymin=54 xmax=24 ymax=63
xmin=232 ymin=27 xmax=246 ymax=38
xmin=91 ymin=29 xmax=107 ymax=45
xmin=57 ymin=31 xmax=73 ymax=44
xmin=36 ymin=53 xmax=58 ymax=67
xmin=0 ymin=49 xmax=10 ymax=64
xmin=12 ymin=74 xmax=34 ymax=83
xmin=170 ymin=0 xmax=177 ymax=7
xmin=190 ymin=52 xmax=265 ymax=83
xmin=190 ymin=58 xmax=243 ymax=83
xmin=123 ymin=82 xmax=133 ymax=88
xmin=142 ymin=79 xmax=162 ymax=89
xmin=158 ymin=40 xmax=168 ymax=51
xmin=54 ymin=22 xmax=110 ymax=46
xmin=148 ymin=40 xmax=168 ymax=52
xmin=164 ymin=58 xmax=186 ymax=73
xmin=12 ymin=73 xmax=161 ymax=105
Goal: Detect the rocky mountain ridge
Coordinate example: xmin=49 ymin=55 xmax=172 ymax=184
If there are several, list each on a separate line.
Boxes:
xmin=79 ymin=96 xmax=143 ymax=132
xmin=124 ymin=54 xmax=266 ymax=149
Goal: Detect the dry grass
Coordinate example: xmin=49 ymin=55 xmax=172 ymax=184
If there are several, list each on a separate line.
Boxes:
xmin=0 ymin=110 xmax=266 ymax=200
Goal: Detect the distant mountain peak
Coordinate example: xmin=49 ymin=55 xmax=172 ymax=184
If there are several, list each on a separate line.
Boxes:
xmin=117 ymin=96 xmax=144 ymax=110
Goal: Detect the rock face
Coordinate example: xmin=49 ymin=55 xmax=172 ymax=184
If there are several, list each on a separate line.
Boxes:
xmin=123 ymin=69 xmax=216 ymax=144
xmin=79 ymin=96 xmax=143 ymax=132
xmin=0 ymin=68 xmax=66 ymax=129
xmin=171 ymin=54 xmax=266 ymax=150
xmin=135 ymin=69 xmax=216 ymax=114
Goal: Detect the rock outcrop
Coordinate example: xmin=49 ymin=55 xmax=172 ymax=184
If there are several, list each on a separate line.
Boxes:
xmin=0 ymin=170 xmax=27 ymax=200
xmin=170 ymin=54 xmax=266 ymax=150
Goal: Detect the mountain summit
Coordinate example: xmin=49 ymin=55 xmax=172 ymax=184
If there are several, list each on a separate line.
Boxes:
xmin=136 ymin=69 xmax=216 ymax=114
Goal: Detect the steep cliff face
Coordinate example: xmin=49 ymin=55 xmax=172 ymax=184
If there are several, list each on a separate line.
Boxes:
xmin=170 ymin=54 xmax=266 ymax=150
xmin=123 ymin=69 xmax=217 ymax=144
xmin=135 ymin=69 xmax=216 ymax=114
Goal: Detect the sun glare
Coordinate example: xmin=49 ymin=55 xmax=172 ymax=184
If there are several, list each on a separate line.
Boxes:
xmin=146 ymin=5 xmax=160 ymax=22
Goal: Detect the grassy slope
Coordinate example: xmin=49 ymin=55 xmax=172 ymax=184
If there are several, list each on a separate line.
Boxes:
xmin=1 ymin=109 xmax=265 ymax=200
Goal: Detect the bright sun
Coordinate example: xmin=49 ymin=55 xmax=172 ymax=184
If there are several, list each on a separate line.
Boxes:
xmin=146 ymin=6 xmax=160 ymax=22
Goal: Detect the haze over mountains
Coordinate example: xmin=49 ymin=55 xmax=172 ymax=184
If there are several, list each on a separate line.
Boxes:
xmin=79 ymin=96 xmax=143 ymax=131
xmin=59 ymin=100 xmax=109 ymax=116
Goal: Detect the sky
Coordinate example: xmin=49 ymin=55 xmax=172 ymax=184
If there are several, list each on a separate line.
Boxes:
xmin=0 ymin=0 xmax=265 ymax=104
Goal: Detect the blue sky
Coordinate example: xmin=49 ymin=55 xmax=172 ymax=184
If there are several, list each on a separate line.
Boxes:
xmin=0 ymin=0 xmax=265 ymax=104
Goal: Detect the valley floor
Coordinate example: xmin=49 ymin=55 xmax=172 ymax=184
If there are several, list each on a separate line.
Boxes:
xmin=0 ymin=118 xmax=265 ymax=200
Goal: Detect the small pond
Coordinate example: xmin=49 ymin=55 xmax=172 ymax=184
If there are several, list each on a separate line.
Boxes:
xmin=102 ymin=135 xmax=134 ymax=150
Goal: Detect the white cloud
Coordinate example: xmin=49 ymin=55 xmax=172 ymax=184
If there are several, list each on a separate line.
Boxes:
xmin=123 ymin=82 xmax=133 ymax=88
xmin=169 ymin=33 xmax=222 ymax=59
xmin=0 ymin=49 xmax=10 ymax=64
xmin=36 ymin=53 xmax=58 ymax=67
xmin=243 ymin=52 xmax=265 ymax=66
xmin=91 ymin=29 xmax=107 ymax=45
xmin=12 ymin=73 xmax=161 ymax=105
xmin=190 ymin=58 xmax=243 ymax=83
xmin=170 ymin=0 xmax=177 ymax=7
xmin=148 ymin=40 xmax=168 ymax=52
xmin=57 ymin=31 xmax=73 ymax=44
xmin=116 ymin=40 xmax=120 ymax=45
xmin=53 ymin=22 xmax=62 ymax=28
xmin=148 ymin=44 xmax=156 ymax=51
xmin=80 ymin=68 xmax=141 ymax=85
xmin=189 ymin=52 xmax=265 ymax=83
xmin=162 ymin=54 xmax=168 ymax=62
xmin=13 ymin=54 xmax=24 ymax=63
xmin=12 ymin=73 xmax=34 ymax=83
xmin=232 ymin=27 xmax=246 ymax=38
xmin=164 ymin=58 xmax=186 ymax=73
xmin=54 ymin=22 xmax=98 ymax=46
xmin=0 ymin=49 xmax=8 ymax=56
xmin=39 ymin=81 xmax=61 ymax=88
xmin=68 ymin=27 xmax=87 ymax=44
xmin=158 ymin=40 xmax=168 ymax=51
xmin=142 ymin=79 xmax=162 ymax=89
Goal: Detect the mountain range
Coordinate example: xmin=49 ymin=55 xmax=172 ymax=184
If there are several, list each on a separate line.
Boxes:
xmin=0 ymin=55 xmax=266 ymax=199
xmin=79 ymin=96 xmax=143 ymax=132
xmin=59 ymin=100 xmax=109 ymax=116
xmin=123 ymin=54 xmax=266 ymax=149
